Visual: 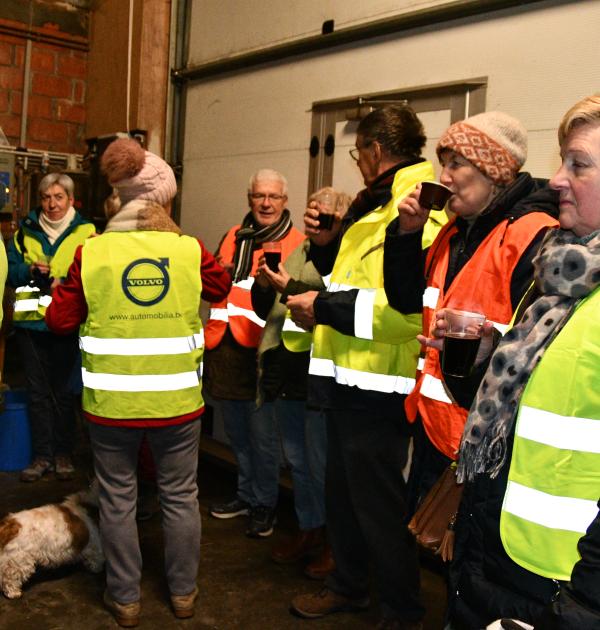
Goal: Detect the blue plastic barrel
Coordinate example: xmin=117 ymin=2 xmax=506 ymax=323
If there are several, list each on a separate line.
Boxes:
xmin=0 ymin=390 xmax=32 ymax=472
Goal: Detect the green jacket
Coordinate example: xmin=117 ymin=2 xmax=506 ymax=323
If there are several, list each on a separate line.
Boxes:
xmin=7 ymin=208 xmax=94 ymax=331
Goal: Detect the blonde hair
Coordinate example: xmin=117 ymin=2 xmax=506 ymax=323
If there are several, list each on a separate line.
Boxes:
xmin=558 ymin=94 xmax=600 ymax=146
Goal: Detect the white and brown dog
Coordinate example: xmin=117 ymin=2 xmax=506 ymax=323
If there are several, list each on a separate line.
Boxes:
xmin=0 ymin=487 xmax=104 ymax=599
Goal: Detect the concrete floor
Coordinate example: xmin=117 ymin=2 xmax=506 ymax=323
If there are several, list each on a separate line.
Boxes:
xmin=0 ymin=444 xmax=446 ymax=630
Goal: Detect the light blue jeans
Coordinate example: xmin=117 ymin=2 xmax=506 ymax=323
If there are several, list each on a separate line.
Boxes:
xmin=273 ymin=400 xmax=326 ymax=531
xmin=89 ymin=420 xmax=202 ymax=604
xmin=219 ymin=399 xmax=280 ymax=508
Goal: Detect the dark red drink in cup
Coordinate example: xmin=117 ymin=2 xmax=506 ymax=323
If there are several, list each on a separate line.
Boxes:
xmin=315 ymin=191 xmax=335 ymax=230
xmin=441 ymin=309 xmax=486 ymax=377
xmin=262 ymin=241 xmax=281 ymax=272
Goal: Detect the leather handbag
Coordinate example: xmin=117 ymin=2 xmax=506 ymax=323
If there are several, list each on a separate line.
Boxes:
xmin=407 ymin=463 xmax=464 ymax=562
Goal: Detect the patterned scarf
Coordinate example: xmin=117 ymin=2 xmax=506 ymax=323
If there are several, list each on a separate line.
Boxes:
xmin=231 ymin=209 xmax=293 ymax=283
xmin=457 ymin=227 xmax=600 ymax=483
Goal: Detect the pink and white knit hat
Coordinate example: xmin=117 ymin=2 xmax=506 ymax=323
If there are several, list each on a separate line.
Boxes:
xmin=101 ymin=137 xmax=177 ymax=206
xmin=436 ymin=111 xmax=527 ymax=185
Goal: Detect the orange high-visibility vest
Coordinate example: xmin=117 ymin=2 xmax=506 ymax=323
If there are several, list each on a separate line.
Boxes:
xmin=405 ymin=212 xmax=558 ymax=460
xmin=204 ymin=224 xmax=305 ymax=349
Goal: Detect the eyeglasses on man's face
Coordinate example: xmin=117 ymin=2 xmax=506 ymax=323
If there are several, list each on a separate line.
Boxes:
xmin=249 ymin=193 xmax=286 ymax=202
xmin=349 ymin=140 xmax=373 ymax=162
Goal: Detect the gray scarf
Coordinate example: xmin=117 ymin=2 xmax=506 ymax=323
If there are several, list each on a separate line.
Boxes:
xmin=457 ymin=227 xmax=600 ymax=483
xmin=231 ymin=210 xmax=293 ymax=283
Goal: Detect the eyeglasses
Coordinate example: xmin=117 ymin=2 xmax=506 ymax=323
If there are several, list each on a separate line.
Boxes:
xmin=349 ymin=141 xmax=373 ymax=162
xmin=249 ymin=193 xmax=285 ymax=202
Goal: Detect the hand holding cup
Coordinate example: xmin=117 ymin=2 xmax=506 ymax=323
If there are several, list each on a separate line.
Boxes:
xmin=441 ymin=309 xmax=486 ymax=378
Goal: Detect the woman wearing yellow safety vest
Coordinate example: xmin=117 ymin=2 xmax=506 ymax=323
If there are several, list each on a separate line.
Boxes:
xmin=439 ymin=95 xmax=600 ymax=628
xmin=7 ymin=172 xmax=95 ymax=482
xmin=46 ymin=138 xmax=231 ymax=627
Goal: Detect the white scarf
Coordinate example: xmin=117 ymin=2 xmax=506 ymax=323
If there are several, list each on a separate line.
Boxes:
xmin=39 ymin=206 xmax=76 ymax=244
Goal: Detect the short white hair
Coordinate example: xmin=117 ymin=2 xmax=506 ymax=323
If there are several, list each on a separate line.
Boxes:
xmin=248 ymin=168 xmax=288 ymax=196
xmin=39 ymin=172 xmax=75 ymax=198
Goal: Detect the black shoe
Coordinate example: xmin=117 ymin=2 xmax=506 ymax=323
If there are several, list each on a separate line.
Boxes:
xmin=209 ymin=497 xmax=251 ymax=519
xmin=246 ymin=505 xmax=276 ymax=538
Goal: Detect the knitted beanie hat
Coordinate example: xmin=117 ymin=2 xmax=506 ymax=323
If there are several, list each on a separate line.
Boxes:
xmin=436 ymin=111 xmax=527 ymax=185
xmin=101 ymin=138 xmax=177 ymax=206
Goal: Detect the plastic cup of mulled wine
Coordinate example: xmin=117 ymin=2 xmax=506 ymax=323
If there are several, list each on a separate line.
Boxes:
xmin=262 ymin=241 xmax=282 ymax=272
xmin=315 ymin=191 xmax=335 ymax=230
xmin=419 ymin=181 xmax=453 ymax=212
xmin=441 ymin=309 xmax=486 ymax=378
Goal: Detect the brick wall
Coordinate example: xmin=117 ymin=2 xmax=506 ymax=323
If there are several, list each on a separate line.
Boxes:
xmin=0 ymin=26 xmax=88 ymax=154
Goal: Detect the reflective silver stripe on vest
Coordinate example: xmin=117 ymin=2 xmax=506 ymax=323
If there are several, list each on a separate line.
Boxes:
xmin=420 ymin=373 xmax=453 ymax=404
xmin=81 ymin=368 xmax=200 ymax=392
xmin=233 ymin=277 xmax=254 ymax=290
xmin=14 ymin=299 xmax=41 ymax=312
xmin=227 ymin=303 xmax=265 ymax=327
xmin=14 ymin=285 xmax=50 ymax=312
xmin=493 ymin=322 xmax=509 ymax=334
xmin=282 ymin=318 xmax=307 ymax=333
xmin=354 ymin=289 xmax=376 ymax=340
xmin=15 ymin=285 xmax=40 ymax=293
xmin=517 ymin=405 xmax=600 ymax=452
xmin=80 ymin=332 xmax=204 ymax=356
xmin=417 ymin=357 xmax=425 ymax=371
xmin=309 ymin=356 xmax=415 ymax=395
xmin=208 ymin=307 xmax=228 ymax=322
xmin=422 ymin=287 xmax=439 ymax=309
xmin=322 ymin=273 xmax=332 ymax=288
xmin=328 ymin=281 xmax=358 ymax=293
xmin=504 ymin=480 xmax=598 ymax=534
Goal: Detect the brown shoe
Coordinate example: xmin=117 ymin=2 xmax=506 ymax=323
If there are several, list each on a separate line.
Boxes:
xmin=54 ymin=455 xmax=75 ymax=481
xmin=290 ymin=587 xmax=369 ymax=619
xmin=170 ymin=586 xmax=199 ymax=619
xmin=304 ymin=544 xmax=335 ymax=580
xmin=103 ymin=590 xmax=140 ymax=627
xmin=271 ymin=527 xmax=324 ymax=564
xmin=20 ymin=457 xmax=53 ymax=482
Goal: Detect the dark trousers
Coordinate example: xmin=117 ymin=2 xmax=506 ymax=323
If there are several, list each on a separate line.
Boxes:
xmin=15 ymin=328 xmax=79 ymax=460
xmin=324 ymin=405 xmax=424 ymax=622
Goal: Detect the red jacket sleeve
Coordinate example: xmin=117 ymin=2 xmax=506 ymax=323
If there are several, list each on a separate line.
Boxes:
xmin=198 ymin=238 xmax=231 ymax=302
xmin=45 ymin=245 xmax=88 ymax=334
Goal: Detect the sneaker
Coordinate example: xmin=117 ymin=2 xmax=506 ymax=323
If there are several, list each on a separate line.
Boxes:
xmin=103 ymin=590 xmax=140 ymax=627
xmin=290 ymin=587 xmax=369 ymax=619
xmin=246 ymin=505 xmax=277 ymax=538
xmin=209 ymin=497 xmax=250 ymax=519
xmin=170 ymin=586 xmax=199 ymax=619
xmin=20 ymin=457 xmax=54 ymax=482
xmin=54 ymin=455 xmax=75 ymax=481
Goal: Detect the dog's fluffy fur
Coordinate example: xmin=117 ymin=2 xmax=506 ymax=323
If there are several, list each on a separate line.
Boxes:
xmin=0 ymin=487 xmax=104 ymax=599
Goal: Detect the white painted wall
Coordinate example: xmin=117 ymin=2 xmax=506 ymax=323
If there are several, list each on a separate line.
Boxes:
xmin=181 ymin=0 xmax=599 ymax=251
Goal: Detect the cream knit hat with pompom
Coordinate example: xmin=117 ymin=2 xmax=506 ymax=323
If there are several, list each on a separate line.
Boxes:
xmin=101 ymin=138 xmax=177 ymax=206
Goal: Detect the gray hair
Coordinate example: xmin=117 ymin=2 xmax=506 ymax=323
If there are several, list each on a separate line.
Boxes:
xmin=39 ymin=172 xmax=75 ymax=198
xmin=247 ymin=168 xmax=288 ymax=196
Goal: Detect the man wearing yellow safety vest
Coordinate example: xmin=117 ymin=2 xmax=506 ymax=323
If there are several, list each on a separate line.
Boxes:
xmin=204 ymin=169 xmax=305 ymax=538
xmin=46 ymin=138 xmax=231 ymax=625
xmin=7 ymin=172 xmax=94 ymax=482
xmin=288 ymin=106 xmax=446 ymax=628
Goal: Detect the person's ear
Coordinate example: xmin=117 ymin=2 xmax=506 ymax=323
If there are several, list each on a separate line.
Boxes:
xmin=372 ymin=141 xmax=382 ymax=164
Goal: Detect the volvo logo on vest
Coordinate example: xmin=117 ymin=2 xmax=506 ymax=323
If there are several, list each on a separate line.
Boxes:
xmin=122 ymin=257 xmax=170 ymax=306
